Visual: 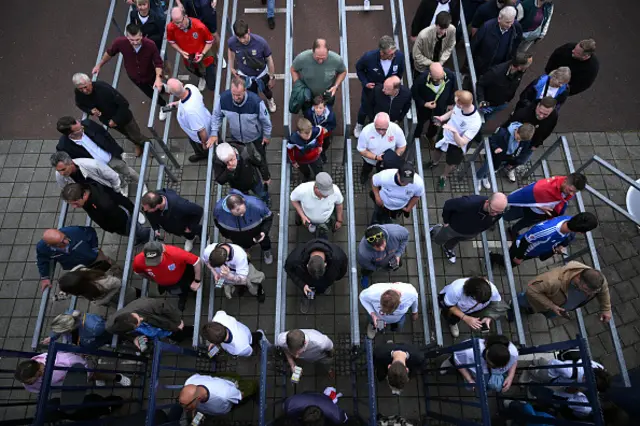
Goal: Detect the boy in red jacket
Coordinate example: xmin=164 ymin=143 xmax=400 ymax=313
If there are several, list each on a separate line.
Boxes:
xmin=287 ymin=118 xmax=328 ymax=181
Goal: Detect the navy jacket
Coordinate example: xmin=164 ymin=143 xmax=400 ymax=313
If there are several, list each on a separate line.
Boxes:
xmin=213 ymin=189 xmax=273 ymax=247
xmin=488 ymin=123 xmax=531 ymax=167
xmin=129 ymin=8 xmax=165 ymax=51
xmin=471 ymin=18 xmax=522 ymax=76
xmin=370 ymin=84 xmax=412 ymax=123
xmin=442 ymin=195 xmax=502 ymax=235
xmin=355 ymin=49 xmax=405 ymax=86
xmin=285 ymin=239 xmax=348 ymax=293
xmin=411 ymin=0 xmax=461 ymax=37
xmin=412 ymin=67 xmax=457 ymax=116
xmin=75 ymin=80 xmax=134 ymax=127
xmin=145 ymin=188 xmax=203 ymax=236
xmin=303 ymin=104 xmax=337 ymax=133
xmin=282 ymin=393 xmax=348 ymax=424
xmin=57 ymin=119 xmax=124 ymax=160
xmin=36 ymin=226 xmax=100 ymax=279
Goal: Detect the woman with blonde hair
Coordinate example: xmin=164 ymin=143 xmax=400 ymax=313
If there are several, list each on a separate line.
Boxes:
xmin=58 ymin=266 xmax=137 ymax=307
xmin=517 ymin=66 xmax=571 ymax=110
xmin=41 ymin=310 xmax=112 ymax=350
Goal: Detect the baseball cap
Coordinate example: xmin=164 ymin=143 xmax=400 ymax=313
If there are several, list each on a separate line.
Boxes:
xmin=315 ymin=172 xmax=334 ymax=196
xmin=144 ymin=241 xmax=164 ymax=266
xmin=398 ymin=162 xmax=415 ymax=185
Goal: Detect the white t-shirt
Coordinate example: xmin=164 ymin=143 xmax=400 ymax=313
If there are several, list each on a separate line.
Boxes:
xmin=543 ymin=359 xmax=604 ymax=384
xmin=372 ymin=168 xmax=425 ymax=210
xmin=138 ymin=13 xmax=150 ymax=24
xmin=453 ymin=339 xmax=519 ymax=376
xmin=177 ymin=84 xmax=212 ymax=143
xmin=212 ymin=310 xmax=254 ymax=357
xmin=290 ymin=181 xmax=344 ymax=224
xmin=357 ymin=122 xmax=407 ymax=165
xmin=430 ymin=1 xmax=451 ymax=26
xmin=435 ymin=105 xmax=482 ymax=153
xmin=359 ymin=282 xmax=419 ymax=324
xmin=70 ymin=133 xmax=112 ymax=164
xmin=546 ymin=86 xmax=560 ymax=98
xmin=202 ymin=243 xmax=249 ymax=277
xmin=440 ymin=278 xmax=501 ymax=314
xmin=184 ymin=374 xmax=242 ymax=415
xmin=275 ymin=329 xmax=334 ymax=362
xmin=380 ymin=59 xmax=392 ymax=76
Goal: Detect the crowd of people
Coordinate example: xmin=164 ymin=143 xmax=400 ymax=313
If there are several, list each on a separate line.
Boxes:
xmin=13 ymin=0 xmax=627 ymax=425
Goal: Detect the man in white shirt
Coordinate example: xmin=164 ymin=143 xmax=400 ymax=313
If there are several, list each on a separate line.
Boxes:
xmin=371 ymin=163 xmax=425 ymax=225
xmin=290 ymin=172 xmax=345 ymax=239
xmin=203 ymin=242 xmax=265 ymax=301
xmin=167 ymin=78 xmax=211 ymax=163
xmin=357 ymin=112 xmax=407 ymax=185
xmin=275 ymin=329 xmax=335 ymax=377
xmin=438 ymin=277 xmax=503 ymax=337
xmin=179 ymin=373 xmax=258 ymax=416
xmin=359 ymin=282 xmax=419 ymax=339
xmin=425 ymin=89 xmax=482 ymax=191
xmin=201 ymin=311 xmax=268 ymax=357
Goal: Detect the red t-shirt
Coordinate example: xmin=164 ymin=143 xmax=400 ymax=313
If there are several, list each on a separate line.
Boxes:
xmin=133 ymin=245 xmax=199 ymax=286
xmin=167 ymin=18 xmax=215 ymax=68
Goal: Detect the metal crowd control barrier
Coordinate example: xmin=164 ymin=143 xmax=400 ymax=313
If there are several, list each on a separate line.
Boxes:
xmin=395 ymin=0 xmax=438 ymax=346
xmin=0 ymin=348 xmax=41 ymax=425
xmin=421 ymin=337 xmax=604 ymax=426
xmin=517 ymin=137 xmax=631 ymax=387
xmin=468 ymin=138 xmax=526 ymax=344
xmin=33 ymin=342 xmax=149 ymax=425
xmin=457 ymin=0 xmax=484 ymax=125
xmin=32 ymin=0 xmax=121 ymax=350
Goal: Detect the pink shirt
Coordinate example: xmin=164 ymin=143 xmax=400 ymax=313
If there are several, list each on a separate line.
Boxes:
xmin=23 ymin=353 xmax=88 ymax=394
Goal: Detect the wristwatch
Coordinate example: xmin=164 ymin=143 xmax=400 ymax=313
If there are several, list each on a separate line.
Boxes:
xmin=269 ymin=74 xmax=275 ymax=80
xmin=194 ymin=279 xmax=201 ymax=283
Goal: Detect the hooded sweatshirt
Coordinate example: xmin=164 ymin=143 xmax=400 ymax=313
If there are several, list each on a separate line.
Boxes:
xmin=357 ymin=224 xmax=410 ymax=271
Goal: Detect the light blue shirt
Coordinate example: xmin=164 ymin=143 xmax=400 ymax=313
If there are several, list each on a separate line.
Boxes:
xmin=70 ymin=133 xmax=112 ymax=164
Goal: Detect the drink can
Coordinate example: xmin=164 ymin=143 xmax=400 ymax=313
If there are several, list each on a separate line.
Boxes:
xmin=291 ymin=366 xmax=303 ymax=383
xmin=308 ymin=224 xmax=317 ymax=233
xmin=215 ymin=277 xmax=225 ymax=288
xmin=136 ymin=336 xmax=148 ymax=352
xmin=376 ymin=320 xmax=386 ymax=331
xmin=191 ymin=412 xmax=204 ymax=426
xmin=308 ymin=290 xmax=315 ymax=300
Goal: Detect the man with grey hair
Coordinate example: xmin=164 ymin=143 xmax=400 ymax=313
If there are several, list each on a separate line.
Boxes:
xmin=165 ymin=78 xmax=210 ymax=163
xmin=354 ymin=35 xmax=405 ymax=137
xmin=214 ymin=142 xmax=270 ymax=204
xmin=290 ymin=172 xmax=344 ymax=239
xmin=51 ymin=151 xmax=122 ymax=194
xmin=471 ymin=6 xmax=522 ymax=77
xmin=73 ymin=73 xmax=150 ymax=157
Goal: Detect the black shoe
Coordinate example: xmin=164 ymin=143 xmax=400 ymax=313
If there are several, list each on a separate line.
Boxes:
xmin=189 ymin=154 xmax=207 ymax=163
xmin=321 ymin=151 xmax=327 ymax=163
xmin=257 ymin=285 xmax=266 ymax=303
xmin=268 ymin=17 xmax=275 ymax=29
xmin=360 ymin=173 xmax=368 ymax=186
xmin=489 ymin=252 xmax=504 ymax=267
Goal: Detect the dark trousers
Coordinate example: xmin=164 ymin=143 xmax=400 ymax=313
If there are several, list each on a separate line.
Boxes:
xmin=360 ymin=159 xmax=382 ymax=182
xmin=369 ymin=192 xmax=409 ymax=224
xmin=298 ymin=159 xmax=324 ymax=181
xmin=247 ymin=73 xmax=274 ymax=99
xmin=251 ymin=138 xmax=270 ymax=176
xmin=186 ymin=62 xmax=217 ymax=91
xmin=438 ymin=294 xmax=463 ymax=325
xmin=133 ymin=80 xmax=167 ymax=106
xmin=182 ymin=223 xmax=203 ymax=241
xmin=170 ymin=325 xmax=195 ymax=343
xmin=115 ymin=116 xmax=150 ymax=147
xmin=357 ymin=87 xmax=374 ymax=125
xmin=158 ymin=264 xmax=195 ymax=306
xmin=414 ymin=107 xmax=440 ymax=140
xmin=189 ymin=139 xmax=208 ymax=159
xmin=502 ymin=206 xmax=549 ymax=235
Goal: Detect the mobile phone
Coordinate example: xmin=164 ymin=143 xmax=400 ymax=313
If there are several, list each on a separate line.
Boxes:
xmin=376 ymin=320 xmax=386 ymax=331
xmin=208 ymin=345 xmax=220 ymax=358
xmin=136 ymin=336 xmax=148 ymax=353
xmin=291 ymin=366 xmax=303 ymax=383
xmin=481 ymin=323 xmax=490 ymax=334
xmin=191 ymin=412 xmax=205 ymax=426
xmin=161 ymin=105 xmax=177 ymax=113
xmin=388 ymin=256 xmax=399 ymax=270
xmin=307 ymin=289 xmax=315 ymax=300
xmin=431 ymin=117 xmax=441 ymax=125
xmin=215 ymin=277 xmax=225 ymax=289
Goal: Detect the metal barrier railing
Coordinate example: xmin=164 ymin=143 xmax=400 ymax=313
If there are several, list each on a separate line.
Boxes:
xmin=468 ymin=138 xmax=526 ymax=343
xmin=33 ymin=342 xmax=149 ymax=425
xmin=457 ymin=0 xmax=484 ymax=125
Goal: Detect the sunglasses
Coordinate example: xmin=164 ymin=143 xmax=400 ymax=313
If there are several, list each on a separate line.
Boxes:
xmin=366 ymin=231 xmax=385 ymax=243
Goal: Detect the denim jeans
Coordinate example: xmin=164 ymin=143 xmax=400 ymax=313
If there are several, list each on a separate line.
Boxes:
xmin=371 ymin=313 xmax=407 ymax=330
xmin=502 ymin=206 xmax=548 ymax=234
xmin=252 ymin=179 xmax=270 ymax=205
xmin=267 ymin=0 xmax=275 ymax=18
xmin=517 ymin=291 xmax=556 ymax=318
xmin=125 ymin=213 xmax=151 ymax=246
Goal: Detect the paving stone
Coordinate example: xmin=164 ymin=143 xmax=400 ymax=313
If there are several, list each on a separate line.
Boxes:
xmin=616 ymin=324 xmax=640 ymax=346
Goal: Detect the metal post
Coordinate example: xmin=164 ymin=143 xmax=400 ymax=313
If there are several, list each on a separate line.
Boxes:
xmin=485 ymin=137 xmax=526 ymax=344
xmin=345 ymin=140 xmax=360 ymax=344
xmin=338 ymin=0 xmax=351 ymax=139
xmin=396 ymin=0 xmax=418 ymax=138
xmin=110 ymin=9 xmax=133 ymax=90
xmin=275 ymin=142 xmax=290 ymax=337
xmin=520 ymin=136 xmax=563 ymax=180
xmin=364 ymin=338 xmax=378 ymax=426
xmin=258 ymin=339 xmax=269 ymax=426
xmin=471 ymin=338 xmax=491 ymax=426
xmin=33 ymin=341 xmax=60 ymax=425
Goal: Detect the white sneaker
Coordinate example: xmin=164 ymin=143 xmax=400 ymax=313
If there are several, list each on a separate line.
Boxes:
xmin=184 ymin=239 xmax=194 ymax=252
xmin=354 ymin=123 xmax=364 ymax=138
xmin=449 ymin=323 xmax=460 ymax=338
xmin=266 ymin=98 xmax=277 ymax=113
xmin=506 ymin=168 xmax=516 ymax=182
xmin=224 ymin=285 xmax=235 ymax=299
xmin=366 ymin=323 xmax=377 ymax=339
xmin=158 ymin=108 xmax=167 ymax=122
xmin=439 ymin=357 xmax=453 ymax=375
xmin=406 ymin=109 xmax=413 ymax=120
xmin=222 ymin=58 xmax=227 ymax=69
xmin=121 ymin=185 xmax=129 ymax=197
xmin=482 ymin=177 xmax=491 ymax=189
xmin=116 ymin=374 xmax=132 ymax=387
xmin=364 ymin=0 xmax=371 ymax=10
xmin=198 ymin=77 xmax=206 ymax=91
xmin=263 ymin=250 xmax=273 ymax=265
xmin=138 ymin=212 xmax=146 ymax=225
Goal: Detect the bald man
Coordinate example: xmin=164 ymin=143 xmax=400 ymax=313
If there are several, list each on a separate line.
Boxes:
xmin=291 ymin=39 xmax=347 ymax=103
xmin=368 ymin=76 xmax=412 ymax=125
xmin=431 ymin=192 xmax=508 ymax=263
xmin=179 ymin=373 xmax=258 ymax=416
xmin=357 ymin=112 xmax=407 ymax=184
xmin=411 ymin=62 xmax=456 ymax=141
xmin=166 ymin=78 xmax=210 ymax=163
xmin=36 ymin=227 xmax=112 ymax=291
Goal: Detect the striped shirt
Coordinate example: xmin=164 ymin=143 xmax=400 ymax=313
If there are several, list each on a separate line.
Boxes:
xmin=515 ymin=215 xmax=574 ymax=258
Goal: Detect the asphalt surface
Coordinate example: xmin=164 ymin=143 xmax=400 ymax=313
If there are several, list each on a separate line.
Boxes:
xmin=1 ymin=0 xmax=639 ymax=140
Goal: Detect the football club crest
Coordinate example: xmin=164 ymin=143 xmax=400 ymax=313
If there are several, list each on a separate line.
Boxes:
xmin=168 ymin=263 xmax=176 ymax=271
xmin=192 ymin=32 xmax=199 ymax=39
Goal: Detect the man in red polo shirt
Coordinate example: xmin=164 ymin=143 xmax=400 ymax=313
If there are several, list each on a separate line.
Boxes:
xmin=167 ymin=6 xmax=217 ymax=91
xmin=133 ymin=241 xmax=202 ymax=311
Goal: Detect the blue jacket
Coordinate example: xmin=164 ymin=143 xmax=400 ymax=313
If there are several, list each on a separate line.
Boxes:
xmin=282 ymin=393 xmax=348 ymax=424
xmin=210 ymin=90 xmax=272 ymax=142
xmin=36 ymin=226 xmax=100 ymax=279
xmin=213 ymin=189 xmax=273 ymax=247
xmin=488 ymin=122 xmax=531 ymax=167
xmin=51 ymin=310 xmax=112 ymax=349
xmin=513 ymin=215 xmax=574 ymax=259
xmin=145 ymin=188 xmax=204 ymax=236
xmin=355 ymin=49 xmax=405 ymax=86
xmin=304 ymin=104 xmax=336 ymax=133
xmin=471 ymin=18 xmax=522 ymax=76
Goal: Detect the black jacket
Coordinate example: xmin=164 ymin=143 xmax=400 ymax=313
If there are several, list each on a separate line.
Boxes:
xmin=373 ymin=342 xmax=426 ymax=375
xmin=145 ymin=188 xmax=203 ymax=236
xmin=411 ymin=0 xmax=460 ymax=37
xmin=75 ymin=80 xmax=134 ymax=127
xmin=284 ymin=239 xmax=348 ymax=293
xmin=370 ymin=84 xmax=413 ymax=123
xmin=129 ymin=8 xmax=165 ymax=51
xmin=471 ymin=19 xmax=522 ymax=76
xmin=411 ymin=67 xmax=456 ymax=116
xmin=82 ymin=183 xmax=135 ymax=236
xmin=442 ymin=195 xmax=502 ymax=235
xmin=213 ymin=142 xmax=267 ymax=192
xmin=57 ymin=119 xmax=125 ymax=160
xmin=106 ymin=298 xmax=182 ymax=334
xmin=488 ymin=125 xmax=531 ymax=167
xmin=545 ymin=43 xmax=599 ymax=95
xmin=476 ymin=61 xmax=526 ymax=106
xmin=502 ymin=102 xmax=558 ymax=148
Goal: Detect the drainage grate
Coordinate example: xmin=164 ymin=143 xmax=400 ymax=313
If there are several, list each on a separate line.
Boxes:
xmin=448 ymin=166 xmax=473 ymax=193
xmin=334 ymin=334 xmax=368 ymax=377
